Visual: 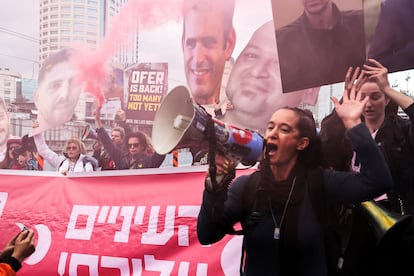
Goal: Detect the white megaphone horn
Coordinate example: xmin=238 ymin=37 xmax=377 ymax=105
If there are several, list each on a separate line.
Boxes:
xmin=152 ymin=86 xmax=264 ymax=166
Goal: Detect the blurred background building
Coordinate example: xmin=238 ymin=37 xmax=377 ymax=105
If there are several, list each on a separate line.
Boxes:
xmin=0 ymin=0 xmax=139 ymax=153
xmin=0 ymin=0 xmax=413 ymax=153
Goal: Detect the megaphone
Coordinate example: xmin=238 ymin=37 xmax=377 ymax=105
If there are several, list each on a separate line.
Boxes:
xmin=152 ymin=86 xmax=264 ymax=166
xmin=360 ymin=200 xmax=413 ymax=248
xmin=82 ymin=124 xmax=98 ymax=141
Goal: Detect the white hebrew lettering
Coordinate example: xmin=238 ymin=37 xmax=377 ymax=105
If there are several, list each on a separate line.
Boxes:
xmin=144 ymin=255 xmax=174 ymax=276
xmin=131 ymin=258 xmax=143 ymax=276
xmin=196 ymin=263 xmax=208 ymax=276
xmin=101 ymin=256 xmax=130 ymax=276
xmin=69 ymin=253 xmax=99 ymax=275
xmin=141 ymin=206 xmax=175 ymax=245
xmin=0 ymin=192 xmax=7 ymax=218
xmin=66 ymin=205 xmax=99 ymax=240
xmin=58 ymin=252 xmax=68 ymax=276
xmin=107 ymin=206 xmax=120 ymax=223
xmin=134 ymin=206 xmax=145 ymax=224
xmin=24 ymin=224 xmax=51 ymax=265
xmin=114 ymin=206 xmax=135 ymax=243
xmin=177 ymin=206 xmax=200 ymax=246
xmin=97 ymin=206 xmax=110 ymax=223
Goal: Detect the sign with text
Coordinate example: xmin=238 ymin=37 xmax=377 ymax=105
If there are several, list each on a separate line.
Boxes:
xmin=124 ymin=63 xmax=168 ymax=126
xmin=0 ymin=168 xmax=253 ymax=275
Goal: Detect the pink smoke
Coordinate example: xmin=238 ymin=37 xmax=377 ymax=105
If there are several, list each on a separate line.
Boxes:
xmin=71 ymin=0 xmax=183 ymax=106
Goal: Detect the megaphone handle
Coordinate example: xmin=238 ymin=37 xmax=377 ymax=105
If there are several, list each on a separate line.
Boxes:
xmin=206 ymin=114 xmax=218 ymax=186
xmin=205 ymin=172 xmax=235 ymax=193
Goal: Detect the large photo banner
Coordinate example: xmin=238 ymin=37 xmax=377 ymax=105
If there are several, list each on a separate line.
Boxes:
xmin=1 ymin=0 xmax=413 ymax=174
xmin=0 ymin=167 xmax=253 ymax=275
xmin=1 ymin=0 xmax=291 ymax=173
xmin=272 ymin=0 xmax=414 ymax=93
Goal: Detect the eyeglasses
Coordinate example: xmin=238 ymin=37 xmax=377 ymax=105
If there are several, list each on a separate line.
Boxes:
xmin=66 ymin=146 xmax=78 ymax=151
xmin=128 ymin=143 xmax=140 ymax=148
xmin=9 ymin=146 xmax=19 ymax=151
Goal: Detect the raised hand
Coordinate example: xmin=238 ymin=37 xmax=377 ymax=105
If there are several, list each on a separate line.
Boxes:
xmin=331 ymin=66 xmax=368 ymax=129
xmin=363 ymin=59 xmax=390 ymax=91
xmin=93 ymin=105 xmax=103 ymax=128
xmin=115 ymin=109 xmax=126 ymax=123
xmin=363 ymin=58 xmax=414 ymax=110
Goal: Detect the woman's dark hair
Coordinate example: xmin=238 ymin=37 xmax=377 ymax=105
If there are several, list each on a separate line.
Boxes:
xmin=260 ymin=107 xmax=326 ymax=172
xmin=254 ymin=107 xmax=325 ymax=208
xmin=283 ymin=107 xmax=324 ymax=168
xmin=126 ymin=131 xmax=149 ymax=151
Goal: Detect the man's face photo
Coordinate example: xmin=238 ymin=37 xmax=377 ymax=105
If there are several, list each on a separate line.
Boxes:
xmin=35 ymin=61 xmax=82 ymax=128
xmin=302 ymin=0 xmax=331 ymax=14
xmin=182 ymin=4 xmax=235 ymax=105
xmin=0 ymin=102 xmax=10 ymax=147
xmin=227 ymin=22 xmax=303 ymax=119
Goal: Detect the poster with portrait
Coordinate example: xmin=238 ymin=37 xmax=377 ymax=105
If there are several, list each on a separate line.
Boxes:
xmin=366 ymin=0 xmax=414 ymax=73
xmin=272 ymin=0 xmax=414 ymax=93
xmin=272 ymin=0 xmax=366 ymax=93
xmin=2 ymin=0 xmax=320 ymax=172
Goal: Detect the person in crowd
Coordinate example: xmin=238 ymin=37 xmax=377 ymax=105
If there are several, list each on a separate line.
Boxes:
xmin=95 ymin=106 xmax=165 ymax=169
xmin=108 ymin=127 xmax=126 ymax=150
xmin=275 ymin=0 xmax=365 ymax=92
xmin=112 ymin=109 xmax=132 ymax=146
xmin=319 ymin=59 xmax=414 ymax=275
xmin=91 ymin=139 xmax=115 ymax=170
xmin=0 ymin=98 xmax=11 ymax=162
xmin=33 ymin=122 xmax=98 ymax=175
xmin=91 ymin=108 xmax=132 ymax=169
xmin=9 ymin=147 xmax=29 ymax=171
xmin=368 ymin=0 xmax=414 ymax=72
xmin=0 ymin=227 xmax=36 ymax=275
xmin=197 ymin=67 xmax=393 ymax=275
xmin=181 ymin=0 xmax=235 ymax=116
xmin=223 ymin=20 xmax=320 ymax=135
xmin=31 ymin=48 xmax=83 ymax=136
xmin=0 ymin=138 xmax=22 ymax=169
xmin=8 ymin=144 xmax=40 ymax=171
xmin=21 ymin=134 xmax=43 ymax=171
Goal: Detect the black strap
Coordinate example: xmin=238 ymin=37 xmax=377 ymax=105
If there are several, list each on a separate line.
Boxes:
xmin=239 ymin=236 xmax=246 ymax=276
xmin=206 ymin=114 xmax=218 ymax=187
xmin=307 ymin=168 xmax=354 ymax=272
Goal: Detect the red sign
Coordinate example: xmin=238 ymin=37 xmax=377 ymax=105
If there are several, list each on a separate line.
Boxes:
xmin=0 ymin=168 xmax=253 ymax=275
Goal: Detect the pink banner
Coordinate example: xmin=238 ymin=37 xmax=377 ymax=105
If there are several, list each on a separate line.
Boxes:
xmin=0 ymin=168 xmax=253 ymax=275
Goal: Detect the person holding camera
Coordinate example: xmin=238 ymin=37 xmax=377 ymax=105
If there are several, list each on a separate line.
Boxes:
xmin=0 ymin=227 xmax=36 ymax=275
xmin=0 ymin=138 xmax=22 ymax=169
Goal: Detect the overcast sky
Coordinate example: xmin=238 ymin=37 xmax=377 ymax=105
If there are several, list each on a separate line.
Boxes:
xmin=0 ymin=0 xmax=273 ymax=84
xmin=0 ymin=0 xmax=411 ymax=93
xmin=0 ymin=0 xmax=40 ymax=79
